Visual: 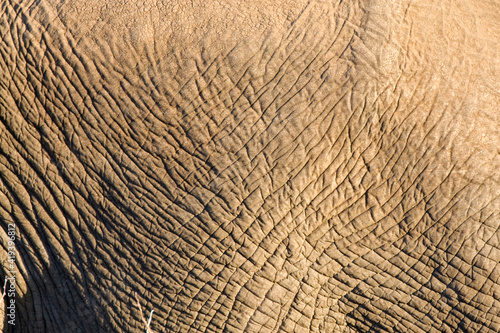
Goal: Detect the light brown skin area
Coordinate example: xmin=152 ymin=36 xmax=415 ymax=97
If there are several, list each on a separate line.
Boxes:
xmin=0 ymin=0 xmax=499 ymax=332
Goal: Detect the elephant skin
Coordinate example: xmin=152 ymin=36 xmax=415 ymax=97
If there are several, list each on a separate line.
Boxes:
xmin=0 ymin=0 xmax=499 ymax=332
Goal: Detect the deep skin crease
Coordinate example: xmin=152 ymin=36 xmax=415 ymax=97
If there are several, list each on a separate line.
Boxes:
xmin=0 ymin=0 xmax=499 ymax=332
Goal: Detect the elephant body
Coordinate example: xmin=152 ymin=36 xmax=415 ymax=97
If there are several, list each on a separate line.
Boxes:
xmin=0 ymin=0 xmax=499 ymax=332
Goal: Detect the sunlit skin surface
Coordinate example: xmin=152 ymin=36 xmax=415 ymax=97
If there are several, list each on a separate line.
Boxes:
xmin=0 ymin=0 xmax=498 ymax=332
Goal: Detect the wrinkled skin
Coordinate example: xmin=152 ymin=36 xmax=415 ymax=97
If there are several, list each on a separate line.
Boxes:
xmin=0 ymin=0 xmax=499 ymax=332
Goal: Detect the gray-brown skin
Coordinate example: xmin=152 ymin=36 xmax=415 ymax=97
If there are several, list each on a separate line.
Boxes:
xmin=0 ymin=0 xmax=499 ymax=332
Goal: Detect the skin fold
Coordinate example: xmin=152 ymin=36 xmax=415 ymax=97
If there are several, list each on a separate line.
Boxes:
xmin=0 ymin=0 xmax=499 ymax=332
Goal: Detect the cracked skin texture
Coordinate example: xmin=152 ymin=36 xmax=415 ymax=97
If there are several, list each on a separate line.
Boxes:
xmin=0 ymin=0 xmax=499 ymax=332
